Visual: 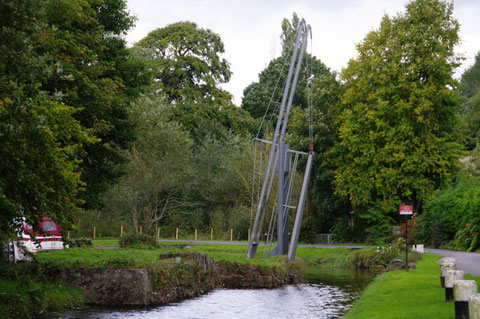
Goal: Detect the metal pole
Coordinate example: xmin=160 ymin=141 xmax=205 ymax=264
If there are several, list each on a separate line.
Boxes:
xmin=288 ymin=152 xmax=313 ymax=260
xmin=405 ymin=214 xmax=408 ymax=266
xmin=247 ymin=20 xmax=306 ymax=259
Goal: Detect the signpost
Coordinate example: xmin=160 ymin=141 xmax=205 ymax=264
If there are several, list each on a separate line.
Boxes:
xmin=399 ymin=204 xmax=413 ymax=266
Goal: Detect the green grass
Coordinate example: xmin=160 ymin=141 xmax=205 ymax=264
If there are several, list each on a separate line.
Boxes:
xmin=345 ymin=253 xmax=480 ymax=319
xmin=35 ymin=246 xmax=176 ymax=267
xmin=0 ymin=277 xmax=84 ymax=319
xmin=91 ymin=239 xmax=119 ymax=245
xmin=36 ymin=244 xmax=353 ymax=270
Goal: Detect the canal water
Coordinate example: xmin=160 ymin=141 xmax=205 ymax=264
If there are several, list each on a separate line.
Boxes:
xmin=45 ymin=266 xmax=373 ymax=319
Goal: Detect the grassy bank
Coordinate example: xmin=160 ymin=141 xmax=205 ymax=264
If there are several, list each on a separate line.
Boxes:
xmin=345 ymin=253 xmax=480 ymax=319
xmin=0 ymin=267 xmax=84 ymax=319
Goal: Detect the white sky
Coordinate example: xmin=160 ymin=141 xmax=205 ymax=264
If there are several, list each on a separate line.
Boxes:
xmin=125 ymin=0 xmax=480 ymax=105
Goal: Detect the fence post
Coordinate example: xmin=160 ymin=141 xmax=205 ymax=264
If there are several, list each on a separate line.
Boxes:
xmin=470 ymin=294 xmax=480 ymax=319
xmin=446 ymin=270 xmax=465 ymax=302
xmin=440 ymin=261 xmax=456 ymax=288
xmin=211 ymin=228 xmax=213 ymax=241
xmin=230 ymin=229 xmax=233 ymax=241
xmin=176 ymin=227 xmax=179 ymax=239
xmin=454 ymin=280 xmax=478 ymax=319
xmin=195 ymin=229 xmax=197 ymax=241
xmin=93 ymin=226 xmax=96 ymax=239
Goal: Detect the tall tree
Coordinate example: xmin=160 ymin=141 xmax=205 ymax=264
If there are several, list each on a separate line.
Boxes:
xmin=280 ymin=12 xmax=300 ymax=55
xmin=241 ymin=54 xmax=329 ymax=120
xmin=0 ymin=0 xmax=97 ymax=236
xmin=0 ymin=0 xmax=147 ymax=237
xmin=135 ymin=21 xmax=232 ymax=105
xmin=331 ymin=0 xmax=464 ymax=240
xmin=106 ymin=93 xmax=193 ymax=234
xmin=459 ymin=52 xmax=480 ymax=150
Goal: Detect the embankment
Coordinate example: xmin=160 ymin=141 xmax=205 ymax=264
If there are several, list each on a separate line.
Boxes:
xmin=52 ymin=252 xmax=302 ymax=306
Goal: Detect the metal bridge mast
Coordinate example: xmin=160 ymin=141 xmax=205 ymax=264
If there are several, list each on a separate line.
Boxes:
xmin=247 ymin=19 xmax=313 ymax=260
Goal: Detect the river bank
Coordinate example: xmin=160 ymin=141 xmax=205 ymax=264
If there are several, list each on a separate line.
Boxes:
xmin=345 ymin=252 xmax=480 ymax=319
xmin=0 ymin=243 xmax=412 ymax=318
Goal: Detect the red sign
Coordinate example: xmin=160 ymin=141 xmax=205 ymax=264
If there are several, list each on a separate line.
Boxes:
xmin=399 ymin=205 xmax=413 ymax=215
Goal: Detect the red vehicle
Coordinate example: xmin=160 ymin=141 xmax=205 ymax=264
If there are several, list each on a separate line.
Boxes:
xmin=15 ymin=217 xmax=65 ymax=253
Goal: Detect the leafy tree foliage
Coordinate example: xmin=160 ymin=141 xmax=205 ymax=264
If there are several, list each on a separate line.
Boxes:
xmin=135 ymin=21 xmax=232 ymax=104
xmin=459 ymin=52 xmax=480 ymax=150
xmin=331 ymin=0 xmax=464 ymax=236
xmin=287 ymin=73 xmax=349 ymax=237
xmin=0 ymin=0 xmax=147 ymax=237
xmin=241 ymin=54 xmax=329 ymax=120
xmin=280 ymin=12 xmax=300 ymax=55
xmin=106 ymin=93 xmax=193 ymax=234
xmin=0 ymin=0 xmax=96 ymax=235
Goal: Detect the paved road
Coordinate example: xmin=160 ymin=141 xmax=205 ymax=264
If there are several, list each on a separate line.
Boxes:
xmin=425 ymin=248 xmax=480 ymax=277
xmin=157 ymin=239 xmax=370 ymax=250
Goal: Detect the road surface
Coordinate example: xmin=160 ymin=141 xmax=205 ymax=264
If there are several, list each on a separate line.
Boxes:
xmin=425 ymin=248 xmax=480 ymax=276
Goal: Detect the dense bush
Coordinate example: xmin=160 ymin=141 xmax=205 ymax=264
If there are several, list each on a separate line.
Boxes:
xmin=119 ymin=234 xmax=158 ymax=249
xmin=414 ymin=180 xmax=480 ymax=251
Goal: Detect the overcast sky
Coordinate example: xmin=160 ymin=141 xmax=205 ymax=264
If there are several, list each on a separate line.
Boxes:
xmin=125 ymin=0 xmax=480 ymax=105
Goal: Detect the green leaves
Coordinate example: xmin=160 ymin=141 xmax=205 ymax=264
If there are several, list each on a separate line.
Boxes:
xmin=332 ymin=0 xmax=463 ymax=213
xmin=135 ymin=21 xmax=232 ymax=105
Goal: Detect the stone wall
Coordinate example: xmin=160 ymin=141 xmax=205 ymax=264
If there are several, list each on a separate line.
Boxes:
xmin=55 ymin=253 xmax=302 ymax=306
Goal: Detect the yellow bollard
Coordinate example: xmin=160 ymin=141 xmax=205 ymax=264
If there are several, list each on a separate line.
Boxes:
xmin=195 ymin=229 xmax=197 ymax=241
xmin=211 ymin=228 xmax=213 ymax=241
xmin=176 ymin=227 xmax=179 ymax=239
xmin=140 ymin=226 xmax=142 ymax=235
xmin=67 ymin=231 xmax=70 ymax=239
xmin=230 ymin=229 xmax=233 ymax=241
xmin=93 ymin=226 xmax=96 ymax=239
xmin=120 ymin=225 xmax=123 ymax=237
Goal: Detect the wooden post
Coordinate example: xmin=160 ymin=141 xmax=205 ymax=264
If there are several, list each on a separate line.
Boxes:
xmin=230 ymin=229 xmax=233 ymax=241
xmin=470 ymin=294 xmax=480 ymax=319
xmin=195 ymin=229 xmax=197 ymax=241
xmin=454 ymin=280 xmax=478 ymax=319
xmin=248 ymin=228 xmax=250 ymax=242
xmin=67 ymin=231 xmax=70 ymax=239
xmin=211 ymin=228 xmax=213 ymax=241
xmin=176 ymin=227 xmax=179 ymax=239
xmin=120 ymin=225 xmax=123 ymax=237
xmin=140 ymin=226 xmax=142 ymax=235
xmin=157 ymin=227 xmax=160 ymax=238
xmin=93 ymin=226 xmax=96 ymax=239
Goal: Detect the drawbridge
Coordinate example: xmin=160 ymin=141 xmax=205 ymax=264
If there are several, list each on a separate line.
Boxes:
xmin=247 ymin=18 xmax=314 ymax=261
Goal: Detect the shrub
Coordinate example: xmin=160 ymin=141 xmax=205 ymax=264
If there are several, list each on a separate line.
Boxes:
xmin=414 ymin=180 xmax=480 ymax=251
xmin=119 ymin=233 xmax=158 ymax=249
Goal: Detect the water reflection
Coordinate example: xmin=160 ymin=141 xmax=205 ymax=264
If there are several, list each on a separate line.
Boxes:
xmin=45 ymin=266 xmax=373 ymax=319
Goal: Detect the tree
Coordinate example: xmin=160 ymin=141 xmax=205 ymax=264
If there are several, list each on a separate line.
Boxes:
xmin=287 ymin=73 xmax=349 ymax=237
xmin=459 ymin=52 xmax=480 ymax=150
xmin=241 ymin=54 xmax=329 ymax=120
xmin=106 ymin=93 xmax=193 ymax=234
xmin=0 ymin=0 xmax=100 ymax=237
xmin=135 ymin=21 xmax=232 ymax=105
xmin=0 ymin=0 xmax=147 ymax=238
xmin=280 ymin=12 xmax=300 ymax=55
xmin=331 ymin=0 xmax=464 ymax=240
